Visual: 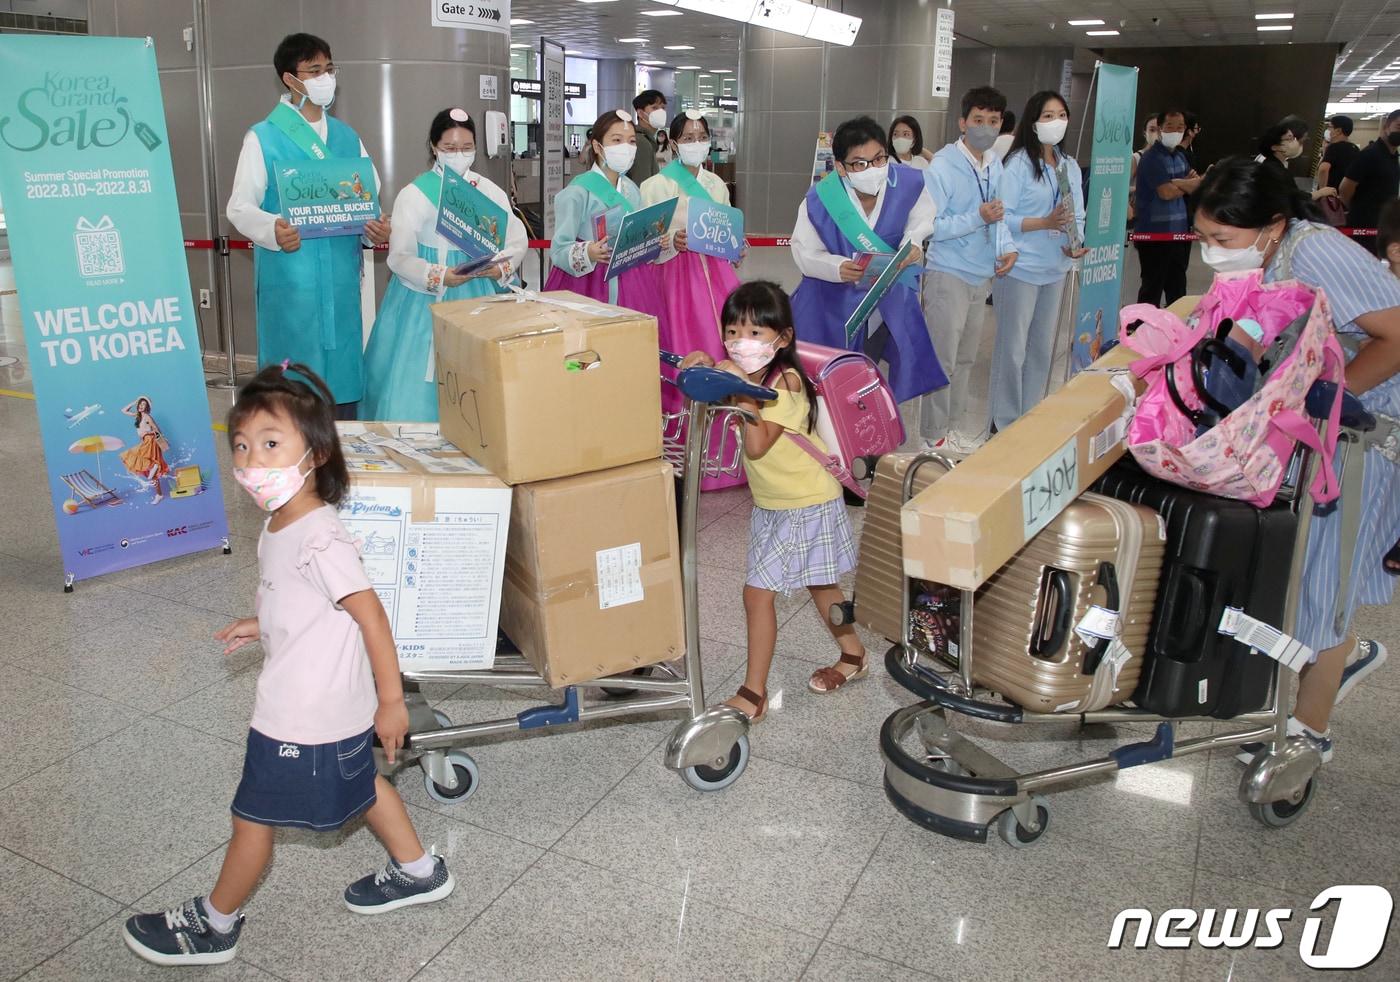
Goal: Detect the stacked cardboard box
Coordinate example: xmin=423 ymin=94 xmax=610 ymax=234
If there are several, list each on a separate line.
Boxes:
xmin=432 ymin=291 xmax=684 ymax=686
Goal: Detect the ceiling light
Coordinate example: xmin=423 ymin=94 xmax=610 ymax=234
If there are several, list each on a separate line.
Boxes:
xmin=639 ymin=59 xmax=666 ymax=65
xmin=618 ymin=37 xmax=647 ymax=43
xmin=1254 ymin=12 xmax=1293 ymax=19
xmin=510 ymin=43 xmax=530 ymax=49
xmin=510 ymin=18 xmax=533 ymax=25
xmin=1067 ymin=19 xmax=1104 ymax=26
xmin=575 ymin=0 xmax=620 ymax=4
xmin=565 ymin=49 xmax=584 ymax=55
xmin=640 ymin=9 xmax=683 ymax=14
xmin=1086 ymin=30 xmax=1120 ymax=36
xmin=676 ymin=64 xmax=702 ymax=69
xmin=1257 ymin=25 xmax=1292 ymax=31
xmin=709 ymin=69 xmax=732 ymax=73
xmin=664 ymin=44 xmax=695 ymax=49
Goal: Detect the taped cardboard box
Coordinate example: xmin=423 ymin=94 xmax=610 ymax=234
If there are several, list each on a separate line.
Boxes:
xmin=901 ymin=345 xmax=1144 ymax=591
xmin=501 ymin=458 xmax=684 ymax=687
xmin=432 ymin=290 xmax=663 ymax=485
xmin=336 ymin=422 xmax=511 ymax=672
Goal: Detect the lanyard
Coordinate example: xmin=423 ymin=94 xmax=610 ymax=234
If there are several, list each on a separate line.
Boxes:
xmin=964 ymin=151 xmax=991 ymax=204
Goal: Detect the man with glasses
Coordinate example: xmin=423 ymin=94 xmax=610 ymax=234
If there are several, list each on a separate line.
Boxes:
xmin=919 ymin=86 xmax=1018 ymax=453
xmin=226 ymin=33 xmax=390 ymax=419
xmin=790 ymin=115 xmax=945 ymax=412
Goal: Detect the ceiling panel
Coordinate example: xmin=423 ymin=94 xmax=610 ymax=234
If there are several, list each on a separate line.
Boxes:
xmin=505 ymin=0 xmax=1400 ymax=109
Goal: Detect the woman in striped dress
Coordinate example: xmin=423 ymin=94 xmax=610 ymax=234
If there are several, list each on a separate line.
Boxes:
xmin=1194 ymin=157 xmax=1399 ymax=762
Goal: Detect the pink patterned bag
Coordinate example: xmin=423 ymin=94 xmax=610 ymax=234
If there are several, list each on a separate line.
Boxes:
xmin=1122 ymin=269 xmax=1345 ymax=508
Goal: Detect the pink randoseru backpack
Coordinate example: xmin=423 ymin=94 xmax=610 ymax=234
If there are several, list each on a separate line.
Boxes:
xmin=784 ymin=341 xmax=905 ymax=499
xmin=1122 ymin=268 xmax=1344 ymax=508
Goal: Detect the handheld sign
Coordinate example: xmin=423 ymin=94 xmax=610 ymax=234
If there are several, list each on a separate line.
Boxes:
xmin=1055 ymin=163 xmax=1083 ymax=252
xmin=593 ymin=205 xmax=627 ymax=249
xmin=686 ymin=198 xmax=744 ymax=262
xmin=436 ymin=166 xmax=508 ymax=272
xmin=605 ymin=197 xmax=677 ymax=280
xmin=275 ymin=157 xmax=379 ymax=238
xmin=841 ymin=239 xmax=916 ymax=345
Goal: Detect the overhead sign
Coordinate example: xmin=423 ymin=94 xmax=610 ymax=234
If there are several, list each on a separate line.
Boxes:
xmin=932 ymin=7 xmax=954 ymax=99
xmin=716 ymin=96 xmax=739 ymax=110
xmin=1060 ymin=59 xmax=1074 ymax=100
xmin=509 ymin=77 xmax=586 ymax=99
xmin=430 ymin=0 xmax=510 ymax=35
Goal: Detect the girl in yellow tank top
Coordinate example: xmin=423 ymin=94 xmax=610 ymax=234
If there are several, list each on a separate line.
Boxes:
xmin=681 ymin=281 xmax=868 ymax=723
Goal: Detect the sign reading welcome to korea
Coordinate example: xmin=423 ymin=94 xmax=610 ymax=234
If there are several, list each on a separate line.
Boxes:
xmin=430 ymin=0 xmax=510 ymax=35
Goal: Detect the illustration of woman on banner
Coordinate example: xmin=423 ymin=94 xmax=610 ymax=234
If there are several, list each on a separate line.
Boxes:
xmin=120 ymin=396 xmax=170 ymax=503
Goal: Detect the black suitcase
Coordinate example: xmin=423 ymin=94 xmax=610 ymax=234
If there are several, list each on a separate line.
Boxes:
xmin=1093 ymin=460 xmax=1298 ymax=718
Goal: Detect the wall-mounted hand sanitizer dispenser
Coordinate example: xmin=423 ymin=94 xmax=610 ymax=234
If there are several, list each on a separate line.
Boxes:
xmin=485 ymin=110 xmax=508 ymax=158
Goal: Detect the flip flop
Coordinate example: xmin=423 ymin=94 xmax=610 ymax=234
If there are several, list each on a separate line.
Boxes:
xmin=1385 ymin=541 xmax=1400 ymax=576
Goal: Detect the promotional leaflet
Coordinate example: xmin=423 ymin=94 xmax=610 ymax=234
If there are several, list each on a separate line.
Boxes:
xmin=605 ymin=198 xmax=678 ymax=280
xmin=0 ymin=35 xmax=230 ymax=584
xmin=1071 ymin=63 xmax=1137 ymax=374
xmin=435 ymin=164 xmax=507 ymax=273
xmin=842 ymin=240 xmax=915 ymax=345
xmin=274 ymin=156 xmax=379 ymax=238
xmin=686 ymin=198 xmax=744 ymax=262
xmin=593 ymin=205 xmax=627 ymax=249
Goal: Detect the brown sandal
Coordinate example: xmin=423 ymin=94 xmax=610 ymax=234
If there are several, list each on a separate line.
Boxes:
xmin=726 ymin=685 xmax=768 ymax=723
xmin=808 ymin=651 xmax=869 ymax=694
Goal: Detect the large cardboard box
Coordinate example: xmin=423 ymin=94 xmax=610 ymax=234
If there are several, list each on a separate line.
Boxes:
xmin=902 ymin=345 xmax=1143 ymax=590
xmin=337 ymin=423 xmax=511 ymax=672
xmin=432 ymin=290 xmax=663 ymax=485
xmin=501 ymin=458 xmax=684 ymax=687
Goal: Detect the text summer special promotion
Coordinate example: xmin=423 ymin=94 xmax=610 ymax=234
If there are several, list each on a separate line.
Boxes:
xmin=0 ymin=35 xmax=230 ymax=586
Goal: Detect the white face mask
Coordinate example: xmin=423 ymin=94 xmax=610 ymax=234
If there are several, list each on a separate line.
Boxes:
xmin=678 ymin=140 xmax=710 ymax=167
xmin=846 ymin=164 xmax=887 ymax=195
xmin=299 ymin=73 xmax=337 ymax=108
xmin=438 ymin=150 xmax=475 ymax=175
xmin=600 ymin=143 xmax=637 ymax=175
xmin=1282 ymin=138 xmax=1304 ymax=160
xmin=892 ymin=136 xmax=915 ymax=155
xmin=1034 ymin=119 xmax=1068 ymax=146
xmin=1323 ymin=128 xmax=1333 ymax=143
xmin=648 ymin=108 xmax=667 ymax=130
xmin=1160 ymin=131 xmax=1184 ymax=149
xmin=1200 ymin=229 xmax=1273 ymax=273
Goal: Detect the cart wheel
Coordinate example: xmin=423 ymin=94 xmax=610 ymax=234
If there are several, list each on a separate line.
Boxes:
xmin=926 ymin=755 xmax=967 ymax=777
xmin=423 ymin=751 xmax=479 ymax=805
xmin=600 ymin=665 xmax=655 ymax=698
xmin=1248 ymin=778 xmax=1316 ymax=829
xmin=996 ymin=796 xmax=1050 ymax=848
xmin=681 ymin=734 xmax=750 ymax=792
xmin=432 ymin=709 xmax=452 ymax=729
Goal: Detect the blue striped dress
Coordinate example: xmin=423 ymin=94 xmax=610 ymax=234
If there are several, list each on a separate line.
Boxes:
xmin=1265 ymin=221 xmax=1400 ymax=651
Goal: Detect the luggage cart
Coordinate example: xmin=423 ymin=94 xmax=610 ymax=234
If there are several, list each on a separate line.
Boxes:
xmin=383 ymin=360 xmax=776 ymax=801
xmin=879 ymin=395 xmax=1378 ymax=846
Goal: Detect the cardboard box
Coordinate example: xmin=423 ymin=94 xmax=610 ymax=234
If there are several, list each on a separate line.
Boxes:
xmin=336 ymin=422 xmax=511 ymax=672
xmin=901 ymin=345 xmax=1143 ymax=590
xmin=432 ymin=290 xmax=663 ymax=485
xmin=501 ymin=458 xmax=684 ymax=686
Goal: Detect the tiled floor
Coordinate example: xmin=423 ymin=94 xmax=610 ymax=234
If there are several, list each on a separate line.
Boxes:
xmin=2 ymin=253 xmax=1399 ymax=981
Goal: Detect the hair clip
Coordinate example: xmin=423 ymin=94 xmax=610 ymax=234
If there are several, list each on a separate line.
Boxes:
xmin=615 ymin=109 xmax=633 ymax=123
xmin=449 ymin=107 xmax=470 ymax=122
xmin=279 ymin=359 xmax=291 ymax=372
xmin=684 ymin=109 xmax=705 ymax=121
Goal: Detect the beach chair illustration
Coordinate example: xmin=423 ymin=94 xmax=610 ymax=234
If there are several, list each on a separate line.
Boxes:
xmin=62 ymin=470 xmax=120 ymax=508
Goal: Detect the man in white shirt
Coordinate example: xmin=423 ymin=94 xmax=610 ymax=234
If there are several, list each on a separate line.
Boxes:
xmin=226 ymin=32 xmax=389 ymax=417
xmin=789 ymin=115 xmax=946 ymax=407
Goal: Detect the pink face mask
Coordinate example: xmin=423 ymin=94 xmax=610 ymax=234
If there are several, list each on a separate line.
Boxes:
xmin=724 ymin=337 xmax=778 ymax=374
xmin=234 ymin=448 xmax=313 ymax=512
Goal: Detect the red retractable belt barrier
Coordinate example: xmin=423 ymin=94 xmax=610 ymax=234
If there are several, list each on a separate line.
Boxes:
xmin=185 ymin=234 xmax=798 ymax=251
xmin=1131 ymin=228 xmax=1377 ymax=242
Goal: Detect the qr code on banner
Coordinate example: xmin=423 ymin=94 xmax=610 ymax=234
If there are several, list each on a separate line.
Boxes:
xmin=74 ymin=217 xmax=125 ymax=277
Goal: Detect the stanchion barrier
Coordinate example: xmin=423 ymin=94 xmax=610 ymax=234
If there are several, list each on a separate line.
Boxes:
xmin=1130 ymin=228 xmax=1377 ymax=242
xmin=185 ymin=234 xmax=798 ymax=251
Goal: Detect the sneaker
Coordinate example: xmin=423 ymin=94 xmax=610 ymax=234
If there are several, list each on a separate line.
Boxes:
xmin=344 ymin=855 xmax=454 ymax=914
xmin=1235 ymin=717 xmax=1333 ymax=766
xmin=1336 ymin=639 xmax=1388 ymax=705
xmin=122 ymin=898 xmax=242 ymax=966
xmin=951 ymin=429 xmax=989 ymax=454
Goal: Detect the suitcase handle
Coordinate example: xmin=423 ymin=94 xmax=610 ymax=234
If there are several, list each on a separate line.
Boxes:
xmin=1030 ymin=569 xmax=1074 ymax=660
xmin=1082 ymin=561 xmax=1121 ymax=674
xmin=1160 ymin=568 xmax=1209 ymax=660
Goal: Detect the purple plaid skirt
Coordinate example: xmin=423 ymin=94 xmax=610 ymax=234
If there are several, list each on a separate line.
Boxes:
xmin=746 ymin=497 xmax=857 ymax=595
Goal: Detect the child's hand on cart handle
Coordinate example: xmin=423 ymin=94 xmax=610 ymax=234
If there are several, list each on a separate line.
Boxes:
xmin=215 ymin=617 xmax=260 ymax=655
xmin=375 ymin=699 xmax=410 ymax=765
xmin=680 ymin=350 xmax=715 ymax=370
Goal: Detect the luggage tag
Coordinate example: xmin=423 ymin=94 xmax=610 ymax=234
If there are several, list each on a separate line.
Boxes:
xmin=1075 ymin=604 xmax=1120 ymax=645
xmin=1218 ymin=606 xmax=1314 ymax=673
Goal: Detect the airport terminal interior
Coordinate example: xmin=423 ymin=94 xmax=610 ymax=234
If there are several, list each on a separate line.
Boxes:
xmin=0 ymin=0 xmax=1398 ymax=979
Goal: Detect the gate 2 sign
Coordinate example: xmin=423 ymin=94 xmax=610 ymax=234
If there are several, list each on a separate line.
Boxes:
xmin=430 ymin=0 xmax=510 ymax=36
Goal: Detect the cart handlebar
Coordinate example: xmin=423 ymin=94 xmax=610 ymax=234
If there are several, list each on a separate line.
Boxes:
xmin=660 ymin=351 xmax=778 ymax=405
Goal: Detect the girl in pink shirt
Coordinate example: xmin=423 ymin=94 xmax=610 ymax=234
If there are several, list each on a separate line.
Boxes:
xmin=123 ymin=363 xmax=452 ymax=967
